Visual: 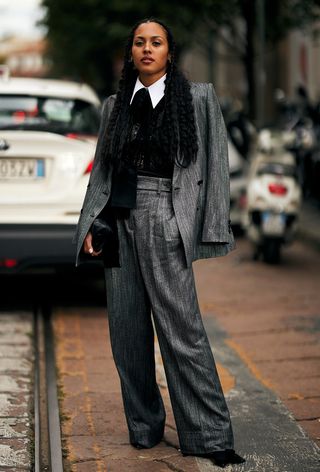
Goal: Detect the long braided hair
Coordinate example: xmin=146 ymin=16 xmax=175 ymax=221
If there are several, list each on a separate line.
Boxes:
xmin=101 ymin=18 xmax=198 ymax=170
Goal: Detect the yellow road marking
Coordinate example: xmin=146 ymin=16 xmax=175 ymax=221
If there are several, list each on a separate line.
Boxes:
xmin=226 ymin=339 xmax=274 ymax=390
xmin=217 ymin=363 xmax=235 ymax=393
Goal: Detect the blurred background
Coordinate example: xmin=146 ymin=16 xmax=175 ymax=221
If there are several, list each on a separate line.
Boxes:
xmin=0 ymin=0 xmax=320 ymax=260
xmin=1 ymin=0 xmax=320 ymax=123
xmin=1 ymin=0 xmax=320 ymax=270
xmin=0 ymin=0 xmax=320 ymax=261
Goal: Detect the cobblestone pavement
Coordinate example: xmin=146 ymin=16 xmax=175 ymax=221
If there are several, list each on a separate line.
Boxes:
xmin=0 ymin=312 xmax=34 ymax=471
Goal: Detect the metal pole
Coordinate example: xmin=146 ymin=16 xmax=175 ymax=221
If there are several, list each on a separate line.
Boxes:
xmin=257 ymin=0 xmax=265 ymax=127
xmin=208 ymin=29 xmax=215 ymax=84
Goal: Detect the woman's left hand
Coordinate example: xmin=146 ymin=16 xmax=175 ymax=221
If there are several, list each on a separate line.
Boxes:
xmin=83 ymin=231 xmax=102 ymax=257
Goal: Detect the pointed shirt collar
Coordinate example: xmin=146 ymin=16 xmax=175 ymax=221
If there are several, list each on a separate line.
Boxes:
xmin=130 ymin=74 xmax=166 ymax=109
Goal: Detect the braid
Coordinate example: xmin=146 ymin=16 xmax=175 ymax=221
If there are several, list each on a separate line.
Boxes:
xmin=100 ymin=18 xmax=198 ymax=170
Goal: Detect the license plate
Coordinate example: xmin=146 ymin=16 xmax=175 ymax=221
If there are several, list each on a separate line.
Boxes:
xmin=262 ymin=212 xmax=285 ymax=235
xmin=0 ymin=158 xmax=45 ymax=180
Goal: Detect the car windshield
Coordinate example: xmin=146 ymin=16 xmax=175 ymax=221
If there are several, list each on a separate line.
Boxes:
xmin=0 ymin=95 xmax=100 ymax=136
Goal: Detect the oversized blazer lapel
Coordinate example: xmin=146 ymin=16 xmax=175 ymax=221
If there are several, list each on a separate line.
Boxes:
xmin=74 ymin=83 xmax=234 ymax=267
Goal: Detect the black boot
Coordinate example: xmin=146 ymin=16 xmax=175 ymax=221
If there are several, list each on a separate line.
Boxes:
xmin=183 ymin=449 xmax=245 ymax=469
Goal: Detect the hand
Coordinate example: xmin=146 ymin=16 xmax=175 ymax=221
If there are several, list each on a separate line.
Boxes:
xmin=83 ymin=232 xmax=102 ymax=257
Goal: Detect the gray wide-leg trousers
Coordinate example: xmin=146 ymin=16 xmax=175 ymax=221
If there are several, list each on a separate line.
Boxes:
xmin=105 ymin=176 xmax=234 ymax=454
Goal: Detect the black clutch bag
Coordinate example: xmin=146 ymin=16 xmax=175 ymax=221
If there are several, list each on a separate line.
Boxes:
xmin=91 ymin=216 xmax=116 ymax=253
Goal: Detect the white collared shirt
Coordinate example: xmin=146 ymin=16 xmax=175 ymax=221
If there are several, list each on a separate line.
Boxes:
xmin=130 ymin=74 xmax=166 ymax=109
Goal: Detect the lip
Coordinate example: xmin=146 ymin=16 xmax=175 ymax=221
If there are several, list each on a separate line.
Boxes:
xmin=141 ymin=57 xmax=154 ymax=64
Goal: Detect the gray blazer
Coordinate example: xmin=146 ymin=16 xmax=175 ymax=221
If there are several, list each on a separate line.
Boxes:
xmin=74 ymin=82 xmax=235 ymax=267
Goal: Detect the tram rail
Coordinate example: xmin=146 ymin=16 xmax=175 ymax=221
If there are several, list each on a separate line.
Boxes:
xmin=33 ymin=304 xmax=63 ymax=472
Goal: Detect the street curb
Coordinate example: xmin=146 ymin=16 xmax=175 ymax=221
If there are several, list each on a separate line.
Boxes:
xmin=200 ymin=316 xmax=320 ymax=472
xmin=297 ymin=201 xmax=320 ymax=252
xmin=297 ymin=228 xmax=320 ymax=252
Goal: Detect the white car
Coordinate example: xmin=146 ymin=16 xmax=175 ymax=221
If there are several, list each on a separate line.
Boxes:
xmin=0 ymin=77 xmax=101 ymax=272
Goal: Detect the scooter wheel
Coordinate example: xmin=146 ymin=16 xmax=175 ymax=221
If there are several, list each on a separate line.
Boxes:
xmin=262 ymin=239 xmax=281 ymax=264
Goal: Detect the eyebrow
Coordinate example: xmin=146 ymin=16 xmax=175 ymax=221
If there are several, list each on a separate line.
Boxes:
xmin=134 ymin=35 xmax=164 ymax=40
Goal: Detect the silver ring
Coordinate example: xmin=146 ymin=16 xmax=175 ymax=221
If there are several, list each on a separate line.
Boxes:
xmin=89 ymin=248 xmax=93 ymax=254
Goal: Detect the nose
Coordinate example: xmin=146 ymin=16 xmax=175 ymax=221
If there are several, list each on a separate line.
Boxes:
xmin=143 ymin=41 xmax=151 ymax=53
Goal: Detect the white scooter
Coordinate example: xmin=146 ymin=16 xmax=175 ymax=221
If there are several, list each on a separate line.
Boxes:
xmin=243 ymin=129 xmax=302 ymax=263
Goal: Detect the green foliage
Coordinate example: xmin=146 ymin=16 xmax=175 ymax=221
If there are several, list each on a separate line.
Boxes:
xmin=264 ymin=0 xmax=320 ymax=42
xmin=41 ymin=0 xmax=203 ymax=94
xmin=41 ymin=0 xmax=320 ymax=96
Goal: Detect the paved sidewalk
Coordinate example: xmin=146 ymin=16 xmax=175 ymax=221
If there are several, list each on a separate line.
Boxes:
xmin=53 ymin=307 xmax=320 ymax=472
xmin=53 ymin=307 xmax=203 ymax=471
xmin=51 ymin=199 xmax=320 ymax=471
xmin=195 ymin=237 xmax=320 ymax=450
xmin=298 ymin=199 xmax=320 ymax=250
xmin=203 ymin=317 xmax=320 ymax=472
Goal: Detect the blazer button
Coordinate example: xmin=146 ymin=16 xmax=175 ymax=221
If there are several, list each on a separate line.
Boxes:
xmin=102 ymin=189 xmax=108 ymax=195
xmin=90 ymin=212 xmax=95 ymax=218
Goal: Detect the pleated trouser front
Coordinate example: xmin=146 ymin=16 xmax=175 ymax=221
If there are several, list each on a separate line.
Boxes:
xmin=105 ymin=175 xmax=234 ymax=454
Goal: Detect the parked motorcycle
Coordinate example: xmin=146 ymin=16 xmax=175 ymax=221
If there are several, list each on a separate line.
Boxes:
xmin=243 ymin=129 xmax=302 ymax=263
xmin=275 ymin=87 xmax=317 ymax=198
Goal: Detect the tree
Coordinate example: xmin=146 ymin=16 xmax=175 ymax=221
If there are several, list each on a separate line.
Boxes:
xmin=41 ymin=0 xmax=320 ymax=117
xmin=41 ymin=0 xmax=203 ymax=96
xmin=195 ymin=0 xmax=320 ymax=119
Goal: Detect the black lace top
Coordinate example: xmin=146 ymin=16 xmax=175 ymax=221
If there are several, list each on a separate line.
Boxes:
xmin=121 ymin=87 xmax=174 ymax=178
xmin=109 ymin=87 xmax=173 ymax=211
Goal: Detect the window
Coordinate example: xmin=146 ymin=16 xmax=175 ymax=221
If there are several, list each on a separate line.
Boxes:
xmin=0 ymin=95 xmax=100 ymax=136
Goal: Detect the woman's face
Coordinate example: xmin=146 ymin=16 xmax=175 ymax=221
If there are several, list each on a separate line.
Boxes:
xmin=131 ymin=22 xmax=170 ymax=86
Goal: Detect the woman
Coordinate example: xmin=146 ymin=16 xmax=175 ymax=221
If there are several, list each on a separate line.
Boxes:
xmin=74 ymin=18 xmax=245 ymax=468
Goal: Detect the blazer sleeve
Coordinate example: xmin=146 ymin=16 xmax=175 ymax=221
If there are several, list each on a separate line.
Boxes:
xmin=72 ymin=94 xmax=115 ymax=245
xmin=201 ymin=83 xmax=231 ymax=243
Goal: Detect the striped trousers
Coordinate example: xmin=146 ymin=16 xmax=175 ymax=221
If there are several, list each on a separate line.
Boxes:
xmin=105 ymin=175 xmax=234 ymax=454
